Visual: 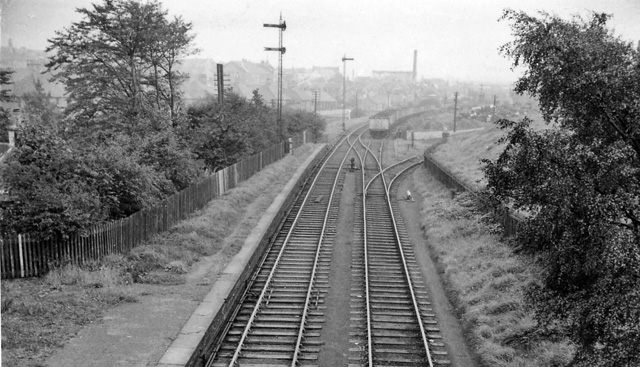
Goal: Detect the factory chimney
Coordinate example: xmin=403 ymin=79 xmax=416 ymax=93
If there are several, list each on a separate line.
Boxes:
xmin=412 ymin=50 xmax=417 ymax=82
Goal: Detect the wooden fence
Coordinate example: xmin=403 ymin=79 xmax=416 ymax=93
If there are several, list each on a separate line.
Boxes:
xmin=1 ymin=131 xmax=313 ymax=279
xmin=422 ymin=149 xmax=523 ymax=237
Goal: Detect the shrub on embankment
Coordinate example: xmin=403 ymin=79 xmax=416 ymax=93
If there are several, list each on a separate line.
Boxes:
xmin=412 ymin=169 xmax=575 ymax=366
xmin=0 ymin=144 xmax=318 ymax=367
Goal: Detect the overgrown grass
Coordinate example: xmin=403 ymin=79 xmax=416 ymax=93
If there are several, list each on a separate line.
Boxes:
xmin=430 ymin=109 xmax=547 ymax=190
xmin=1 ymin=143 xmax=319 ymax=367
xmin=1 ymin=264 xmax=138 ymax=366
xmin=411 ymin=169 xmax=575 ymax=366
xmin=431 ymin=126 xmax=506 ymax=190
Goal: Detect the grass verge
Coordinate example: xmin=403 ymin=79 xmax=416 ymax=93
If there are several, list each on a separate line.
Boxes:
xmin=411 ymin=169 xmax=575 ymax=366
xmin=1 ymin=143 xmax=319 ymax=367
xmin=430 ymin=109 xmax=547 ymax=191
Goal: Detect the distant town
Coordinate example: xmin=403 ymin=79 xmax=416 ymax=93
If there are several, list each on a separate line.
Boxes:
xmin=1 ymin=40 xmax=535 ymax=122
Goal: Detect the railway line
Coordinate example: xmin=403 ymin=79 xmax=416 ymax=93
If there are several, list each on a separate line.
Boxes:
xmin=199 ymin=127 xmax=450 ymax=366
xmin=349 ymin=132 xmax=449 ymax=366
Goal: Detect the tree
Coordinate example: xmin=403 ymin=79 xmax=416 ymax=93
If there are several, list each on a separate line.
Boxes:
xmin=45 ymin=0 xmax=195 ymax=128
xmin=185 ymin=93 xmax=261 ymax=171
xmin=483 ymin=10 xmax=640 ymax=366
xmin=135 ymin=129 xmax=201 ymax=191
xmin=21 ymin=79 xmax=61 ymax=129
xmin=0 ymin=117 xmax=178 ymax=236
xmin=284 ymin=110 xmax=325 ymax=140
xmin=0 ymin=123 xmax=107 ymax=236
xmin=0 ymin=68 xmax=15 ymax=143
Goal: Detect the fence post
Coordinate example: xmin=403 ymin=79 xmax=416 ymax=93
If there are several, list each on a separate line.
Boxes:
xmin=18 ymin=234 xmax=24 ymax=278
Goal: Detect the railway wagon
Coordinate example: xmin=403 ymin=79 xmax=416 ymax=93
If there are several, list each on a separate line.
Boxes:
xmin=369 ymin=104 xmax=430 ymax=139
xmin=369 ymin=109 xmax=397 ymax=138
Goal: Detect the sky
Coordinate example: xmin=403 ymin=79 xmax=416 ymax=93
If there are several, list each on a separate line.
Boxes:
xmin=1 ymin=0 xmax=639 ymax=84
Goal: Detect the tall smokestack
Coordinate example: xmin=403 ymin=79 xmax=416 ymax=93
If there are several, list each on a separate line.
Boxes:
xmin=412 ymin=50 xmax=417 ymax=82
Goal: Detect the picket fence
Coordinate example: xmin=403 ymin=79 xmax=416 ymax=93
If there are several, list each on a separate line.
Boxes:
xmin=422 ymin=151 xmax=523 ymax=237
xmin=1 ymin=131 xmax=314 ymax=279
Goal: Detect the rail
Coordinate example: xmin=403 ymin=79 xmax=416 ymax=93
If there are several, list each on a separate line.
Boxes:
xmin=225 ymin=132 xmax=351 ymax=367
xmin=357 ymin=131 xmax=440 ymax=365
xmin=290 ymin=131 xmax=356 ymax=366
xmin=386 ymin=161 xmax=435 ymax=366
xmin=353 ymin=131 xmax=375 ymax=367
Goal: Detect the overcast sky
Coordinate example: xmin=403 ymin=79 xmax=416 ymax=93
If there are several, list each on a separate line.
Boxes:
xmin=2 ymin=0 xmax=639 ymax=84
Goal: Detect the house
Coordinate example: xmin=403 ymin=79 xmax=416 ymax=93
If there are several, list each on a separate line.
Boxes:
xmin=372 ymin=70 xmax=414 ymax=83
xmin=357 ymin=93 xmax=389 ymax=112
xmin=225 ymin=60 xmax=275 ymax=88
xmin=178 ymin=59 xmax=219 ymax=101
xmin=0 ymin=54 xmax=68 ymax=108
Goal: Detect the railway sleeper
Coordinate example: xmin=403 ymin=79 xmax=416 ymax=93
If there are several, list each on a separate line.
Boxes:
xmin=374 ymin=346 xmax=430 ymax=354
xmin=226 ymin=329 xmax=322 ymax=338
xmin=368 ymin=297 xmax=419 ymax=304
xmin=368 ymin=273 xmax=410 ymax=280
xmin=217 ymin=344 xmax=321 ymax=354
xmin=367 ymin=249 xmax=405 ymax=256
xmin=252 ymin=278 xmax=330 ymax=285
xmin=371 ymin=314 xmax=431 ymax=324
xmin=257 ymin=272 xmax=330 ymax=279
xmin=235 ymin=315 xmax=326 ymax=323
xmin=238 ymin=308 xmax=324 ymax=316
xmin=371 ymin=329 xmax=438 ymax=339
xmin=210 ymin=362 xmax=318 ymax=367
xmin=366 ymin=237 xmax=397 ymax=244
xmin=271 ymin=268 xmax=330 ymax=275
xmin=252 ymin=289 xmax=328 ymax=297
xmin=368 ymin=261 xmax=412 ymax=268
xmin=371 ymin=309 xmax=435 ymax=318
xmin=368 ymin=306 xmax=416 ymax=313
xmin=216 ymin=352 xmax=319 ymax=360
xmin=368 ymin=287 xmax=417 ymax=295
xmin=370 ymin=283 xmax=427 ymax=292
xmin=247 ymin=296 xmax=319 ymax=303
xmin=372 ymin=354 xmax=429 ymax=365
xmin=224 ymin=335 xmax=324 ymax=345
xmin=371 ymin=295 xmax=428 ymax=303
xmin=372 ymin=322 xmax=422 ymax=331
xmin=367 ymin=264 xmax=410 ymax=271
xmin=241 ymin=303 xmax=326 ymax=310
xmin=233 ymin=321 xmax=324 ymax=330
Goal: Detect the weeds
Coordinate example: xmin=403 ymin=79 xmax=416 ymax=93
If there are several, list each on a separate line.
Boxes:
xmin=412 ymin=169 xmax=574 ymax=366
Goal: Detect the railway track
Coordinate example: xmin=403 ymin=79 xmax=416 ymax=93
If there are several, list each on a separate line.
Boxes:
xmin=201 ymin=128 xmax=450 ymax=367
xmin=205 ymin=131 xmax=359 ymax=367
xmin=349 ymin=133 xmax=450 ymax=366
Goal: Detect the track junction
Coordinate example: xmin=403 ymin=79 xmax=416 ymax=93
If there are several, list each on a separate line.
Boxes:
xmin=200 ymin=125 xmax=450 ymax=367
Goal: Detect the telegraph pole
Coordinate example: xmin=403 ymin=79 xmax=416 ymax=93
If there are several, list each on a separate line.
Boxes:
xmin=215 ymin=63 xmax=226 ymax=105
xmin=355 ymin=91 xmax=358 ymax=117
xmin=492 ymin=95 xmax=497 ymax=122
xmin=264 ymin=14 xmax=286 ymax=139
xmin=342 ymin=54 xmax=353 ymax=131
xmin=453 ymin=92 xmax=458 ymax=132
xmin=314 ymin=91 xmax=318 ymax=114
